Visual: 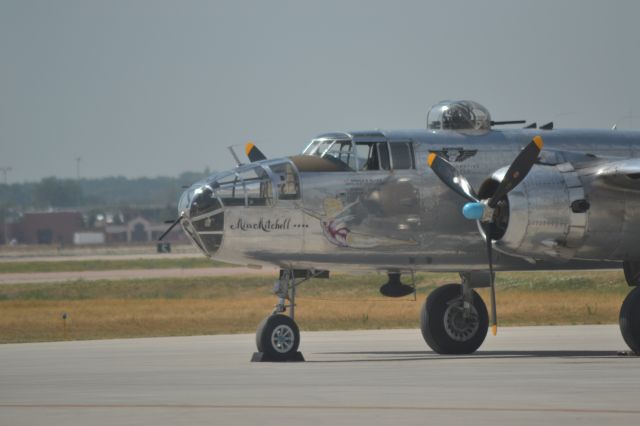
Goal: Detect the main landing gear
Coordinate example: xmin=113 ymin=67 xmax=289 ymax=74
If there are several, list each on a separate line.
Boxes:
xmin=252 ymin=269 xmax=492 ymax=359
xmin=252 ymin=269 xmax=327 ymax=362
xmin=250 ymin=268 xmax=640 ymax=359
xmin=620 ymin=286 xmax=640 ymax=354
xmin=420 ymin=280 xmax=489 ymax=354
xmin=418 ymin=276 xmax=640 ymax=355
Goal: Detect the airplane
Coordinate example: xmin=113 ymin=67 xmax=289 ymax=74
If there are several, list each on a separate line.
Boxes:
xmin=161 ymin=100 xmax=640 ymax=361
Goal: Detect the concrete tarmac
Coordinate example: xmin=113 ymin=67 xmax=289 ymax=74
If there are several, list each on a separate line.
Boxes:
xmin=1 ymin=325 xmax=639 ymax=426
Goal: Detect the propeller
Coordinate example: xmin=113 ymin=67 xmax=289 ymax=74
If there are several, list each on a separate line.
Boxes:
xmin=245 ymin=142 xmax=267 ymax=162
xmin=158 ymin=215 xmax=184 ymax=241
xmin=427 ymin=153 xmax=479 ymax=203
xmin=487 ymin=136 xmax=543 ymax=208
xmin=427 ymin=136 xmax=544 ymax=336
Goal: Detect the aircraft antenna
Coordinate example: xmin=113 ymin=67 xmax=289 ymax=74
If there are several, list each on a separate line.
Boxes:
xmin=228 ymin=146 xmax=243 ymax=166
xmin=490 ymin=120 xmax=526 ymax=126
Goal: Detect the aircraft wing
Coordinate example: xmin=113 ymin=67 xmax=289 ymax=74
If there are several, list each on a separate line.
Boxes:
xmin=539 ymin=149 xmax=640 ymax=191
xmin=596 ymin=158 xmax=640 ymax=176
xmin=593 ymin=158 xmax=640 ymax=191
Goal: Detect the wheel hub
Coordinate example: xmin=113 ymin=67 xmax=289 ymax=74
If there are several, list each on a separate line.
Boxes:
xmin=271 ymin=324 xmax=295 ymax=353
xmin=443 ymin=301 xmax=480 ymax=342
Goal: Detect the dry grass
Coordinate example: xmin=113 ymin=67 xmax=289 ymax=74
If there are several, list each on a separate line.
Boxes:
xmin=0 ymin=270 xmax=631 ymax=343
xmin=0 ymin=257 xmax=226 ymax=273
xmin=477 ymin=290 xmax=624 ymax=326
xmin=0 ymin=299 xmax=268 ymax=342
xmin=0 ymin=243 xmax=199 ymax=258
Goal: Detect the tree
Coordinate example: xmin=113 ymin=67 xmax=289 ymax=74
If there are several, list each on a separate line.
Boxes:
xmin=34 ymin=177 xmax=83 ymax=208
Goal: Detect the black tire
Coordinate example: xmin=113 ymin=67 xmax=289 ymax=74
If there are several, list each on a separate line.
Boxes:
xmin=256 ymin=314 xmax=300 ymax=361
xmin=255 ymin=315 xmax=269 ymax=353
xmin=620 ymin=286 xmax=640 ymax=353
xmin=420 ymin=283 xmax=488 ymax=354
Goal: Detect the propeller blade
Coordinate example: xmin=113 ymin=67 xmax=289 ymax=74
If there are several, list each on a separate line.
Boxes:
xmin=158 ymin=215 xmax=183 ymax=241
xmin=487 ymin=136 xmax=544 ymax=208
xmin=245 ymin=142 xmax=267 ymax=162
xmin=427 ymin=153 xmax=479 ymax=203
xmin=486 ymin=231 xmax=498 ymax=336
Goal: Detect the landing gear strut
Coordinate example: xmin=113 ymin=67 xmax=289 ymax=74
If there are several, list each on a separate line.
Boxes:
xmin=420 ymin=282 xmax=489 ymax=354
xmin=252 ymin=269 xmax=326 ymax=362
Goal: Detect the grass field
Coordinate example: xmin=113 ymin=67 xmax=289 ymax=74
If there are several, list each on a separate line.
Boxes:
xmin=0 ymin=257 xmax=228 ymax=273
xmin=0 ymin=270 xmax=631 ymax=344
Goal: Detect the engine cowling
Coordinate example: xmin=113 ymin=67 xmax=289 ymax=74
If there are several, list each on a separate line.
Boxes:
xmin=479 ymin=161 xmax=640 ymax=262
xmin=478 ymin=162 xmax=588 ymax=262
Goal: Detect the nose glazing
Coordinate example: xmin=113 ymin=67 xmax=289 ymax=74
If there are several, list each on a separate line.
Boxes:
xmin=180 ymin=184 xmax=225 ymax=256
xmin=189 ymin=186 xmax=221 ymax=218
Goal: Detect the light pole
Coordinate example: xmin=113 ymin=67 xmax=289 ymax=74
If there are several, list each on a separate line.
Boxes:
xmin=0 ymin=166 xmax=11 ymax=185
xmin=2 ymin=209 xmax=9 ymax=245
xmin=0 ymin=167 xmax=11 ymax=245
xmin=75 ymin=157 xmax=82 ymax=180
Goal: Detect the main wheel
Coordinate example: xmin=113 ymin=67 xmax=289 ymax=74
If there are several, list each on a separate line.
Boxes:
xmin=256 ymin=314 xmax=300 ymax=361
xmin=420 ymin=283 xmax=489 ymax=354
xmin=620 ymin=286 xmax=640 ymax=353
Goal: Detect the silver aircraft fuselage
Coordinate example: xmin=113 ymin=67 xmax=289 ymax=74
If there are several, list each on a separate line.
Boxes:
xmin=178 ymin=128 xmax=640 ymax=273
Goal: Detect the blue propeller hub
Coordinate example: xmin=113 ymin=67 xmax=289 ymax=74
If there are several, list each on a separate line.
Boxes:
xmin=462 ymin=202 xmax=485 ymax=220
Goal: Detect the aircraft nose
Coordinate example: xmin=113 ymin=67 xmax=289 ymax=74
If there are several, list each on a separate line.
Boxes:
xmin=187 ymin=185 xmax=222 ymax=219
xmin=179 ymin=184 xmax=225 ymax=256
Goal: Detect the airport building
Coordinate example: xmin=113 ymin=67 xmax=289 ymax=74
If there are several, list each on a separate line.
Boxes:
xmin=6 ymin=210 xmax=185 ymax=245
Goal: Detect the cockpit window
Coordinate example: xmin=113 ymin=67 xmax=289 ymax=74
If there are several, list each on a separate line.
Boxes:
xmin=189 ymin=185 xmax=222 ymax=217
xmin=390 ymin=142 xmax=415 ymax=169
xmin=239 ymin=168 xmax=273 ymax=206
xmin=356 ymin=142 xmax=390 ymax=171
xmin=215 ymin=179 xmax=245 ymax=206
xmin=215 ymin=172 xmax=240 ymax=187
xmin=303 ymin=138 xmax=356 ymax=170
xmin=209 ymin=165 xmax=274 ymax=207
xmin=270 ymin=162 xmax=300 ymax=200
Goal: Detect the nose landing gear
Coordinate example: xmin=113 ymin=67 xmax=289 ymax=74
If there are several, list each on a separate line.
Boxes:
xmin=252 ymin=269 xmax=328 ymax=362
xmin=254 ymin=314 xmax=301 ymax=362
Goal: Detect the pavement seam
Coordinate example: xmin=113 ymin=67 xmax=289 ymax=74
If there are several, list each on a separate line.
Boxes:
xmin=1 ymin=404 xmax=639 ymax=414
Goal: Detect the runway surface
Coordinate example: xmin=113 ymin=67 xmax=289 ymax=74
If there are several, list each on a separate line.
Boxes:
xmin=1 ymin=325 xmax=639 ymax=425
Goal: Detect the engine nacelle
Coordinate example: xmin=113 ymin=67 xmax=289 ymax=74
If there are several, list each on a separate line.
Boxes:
xmin=478 ymin=161 xmax=640 ymax=262
xmin=478 ymin=163 xmax=585 ymax=261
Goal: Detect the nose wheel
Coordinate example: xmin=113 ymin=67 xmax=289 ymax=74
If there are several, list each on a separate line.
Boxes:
xmin=251 ymin=269 xmax=324 ymax=362
xmin=255 ymin=314 xmax=301 ymax=361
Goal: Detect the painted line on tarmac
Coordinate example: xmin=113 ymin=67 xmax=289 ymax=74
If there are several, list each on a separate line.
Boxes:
xmin=1 ymin=404 xmax=639 ymax=415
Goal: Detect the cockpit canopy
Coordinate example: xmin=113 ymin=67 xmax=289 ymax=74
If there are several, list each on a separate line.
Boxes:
xmin=427 ymin=100 xmax=491 ymax=133
xmin=299 ymin=136 xmax=356 ymax=171
xmin=179 ymin=159 xmax=300 ymax=218
xmin=300 ymin=133 xmax=415 ymax=172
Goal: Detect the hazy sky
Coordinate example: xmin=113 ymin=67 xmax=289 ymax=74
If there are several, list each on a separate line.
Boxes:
xmin=2 ymin=0 xmax=640 ymax=182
